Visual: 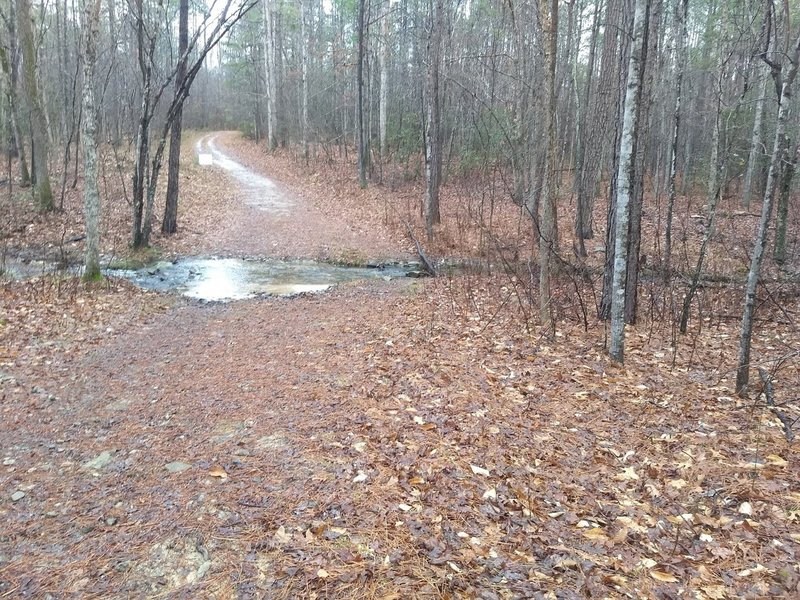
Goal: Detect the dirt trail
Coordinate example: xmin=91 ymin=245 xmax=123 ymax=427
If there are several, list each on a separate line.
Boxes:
xmin=186 ymin=132 xmax=405 ymax=262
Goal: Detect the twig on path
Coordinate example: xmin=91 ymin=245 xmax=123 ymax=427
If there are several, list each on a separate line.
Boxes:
xmin=401 ymin=218 xmax=436 ymax=277
xmin=758 ymin=367 xmax=795 ymax=443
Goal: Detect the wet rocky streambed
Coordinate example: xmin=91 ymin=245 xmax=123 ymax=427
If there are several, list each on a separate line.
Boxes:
xmin=115 ymin=257 xmax=422 ymax=300
xmin=2 ymin=255 xmax=423 ymax=301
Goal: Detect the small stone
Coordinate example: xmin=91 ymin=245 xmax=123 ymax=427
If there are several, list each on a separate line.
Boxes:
xmin=165 ymin=461 xmax=192 ymax=473
xmin=105 ymin=517 xmax=118 ymax=526
xmin=83 ymin=451 xmax=113 ymax=471
xmin=11 ymin=491 xmax=25 ymax=502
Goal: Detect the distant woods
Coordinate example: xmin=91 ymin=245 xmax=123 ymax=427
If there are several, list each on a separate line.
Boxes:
xmin=1 ymin=0 xmax=800 ymax=389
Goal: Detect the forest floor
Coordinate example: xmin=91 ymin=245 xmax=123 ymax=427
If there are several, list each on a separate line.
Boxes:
xmin=1 ymin=132 xmax=799 ymax=599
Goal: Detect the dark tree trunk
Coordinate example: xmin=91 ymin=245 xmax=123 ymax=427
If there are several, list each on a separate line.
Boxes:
xmin=162 ymin=0 xmax=189 ymax=235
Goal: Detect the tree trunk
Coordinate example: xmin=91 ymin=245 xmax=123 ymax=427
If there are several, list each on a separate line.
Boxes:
xmin=664 ymin=0 xmax=688 ymax=275
xmin=773 ymin=141 xmax=797 ymax=264
xmin=107 ymin=0 xmax=121 ymax=145
xmin=300 ymin=0 xmax=308 ymax=162
xmin=679 ymin=2 xmax=727 ymax=333
xmin=736 ymin=29 xmax=800 ymax=396
xmin=624 ymin=0 xmax=658 ymax=326
xmin=262 ymin=0 xmax=277 ymax=150
xmin=162 ymin=0 xmax=189 ymax=235
xmin=81 ymin=0 xmax=102 ymax=279
xmin=356 ymin=0 xmax=368 ymax=187
xmin=609 ymin=0 xmax=648 ymax=363
xmin=16 ymin=0 xmax=53 ymax=210
xmin=424 ymin=0 xmax=443 ymax=239
xmin=537 ymin=0 xmax=558 ymax=335
xmin=742 ymin=68 xmax=769 ymax=208
xmin=0 ymin=10 xmax=30 ymax=186
xmin=575 ymin=0 xmax=623 ymax=247
xmin=572 ymin=0 xmax=600 ymax=255
xmin=379 ymin=8 xmax=389 ymax=159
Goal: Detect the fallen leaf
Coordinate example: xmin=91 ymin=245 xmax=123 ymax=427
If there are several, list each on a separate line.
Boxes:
xmin=612 ymin=527 xmax=629 ymax=543
xmin=273 ymin=526 xmax=292 ymax=546
xmin=482 ymin=488 xmax=497 ymax=500
xmin=583 ymin=528 xmax=609 ymax=541
xmin=738 ymin=502 xmax=752 ymax=516
xmin=470 ymin=464 xmax=491 ymax=477
xmin=208 ymin=465 xmax=228 ymax=479
xmin=398 ymin=503 xmax=412 ymax=511
xmin=765 ymin=454 xmax=788 ymax=467
xmin=639 ymin=558 xmax=658 ymax=569
xmin=316 ymin=568 xmax=330 ymax=579
xmin=352 ymin=471 xmax=368 ymax=483
xmin=701 ymin=585 xmax=727 ymax=599
xmin=352 ymin=441 xmax=367 ymax=453
xmin=604 ymin=574 xmax=628 ymax=587
xmin=737 ymin=564 xmax=768 ymax=577
xmin=650 ymin=570 xmax=678 ymax=583
xmin=614 ymin=466 xmax=639 ymax=481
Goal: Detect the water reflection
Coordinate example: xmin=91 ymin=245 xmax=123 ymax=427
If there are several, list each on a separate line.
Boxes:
xmin=116 ymin=257 xmax=413 ymax=301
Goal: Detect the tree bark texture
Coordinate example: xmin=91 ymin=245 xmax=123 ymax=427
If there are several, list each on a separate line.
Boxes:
xmin=81 ymin=0 xmax=102 ymax=279
xmin=609 ymin=0 xmax=648 ymax=363
xmin=537 ymin=0 xmax=558 ymax=335
xmin=162 ymin=0 xmax=189 ymax=235
xmin=424 ymin=0 xmax=443 ymax=238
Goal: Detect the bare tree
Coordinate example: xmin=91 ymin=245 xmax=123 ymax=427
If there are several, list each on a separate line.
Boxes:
xmin=663 ymin=0 xmax=688 ymax=275
xmin=0 ymin=1 xmax=31 ymax=185
xmin=356 ymin=0 xmax=368 ymax=187
xmin=423 ymin=0 xmax=443 ymax=239
xmin=609 ymin=0 xmax=649 ymax=363
xmin=378 ymin=4 xmax=389 ymax=159
xmin=262 ymin=0 xmax=277 ymax=150
xmin=131 ymin=0 xmax=257 ymax=248
xmin=16 ymin=0 xmax=53 ymax=210
xmin=300 ymin=0 xmax=308 ymax=162
xmin=537 ymin=0 xmax=558 ymax=335
xmin=80 ymin=0 xmax=102 ymax=279
xmin=736 ymin=19 xmax=800 ymax=395
xmin=162 ymin=0 xmax=189 ymax=235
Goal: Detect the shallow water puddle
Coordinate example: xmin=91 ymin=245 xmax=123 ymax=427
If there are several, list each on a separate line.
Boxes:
xmin=117 ymin=257 xmax=415 ymax=301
